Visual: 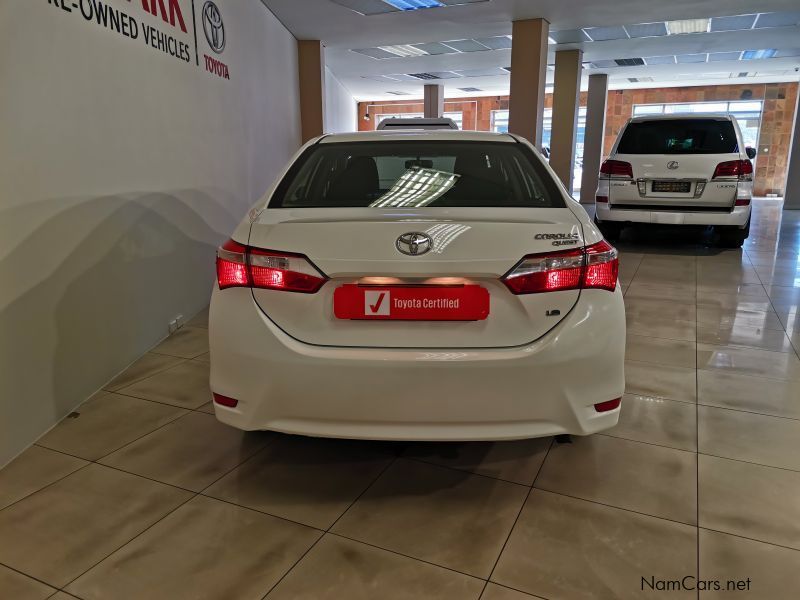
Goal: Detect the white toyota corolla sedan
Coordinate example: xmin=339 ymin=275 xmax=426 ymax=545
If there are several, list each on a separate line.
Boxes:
xmin=209 ymin=130 xmax=625 ymax=441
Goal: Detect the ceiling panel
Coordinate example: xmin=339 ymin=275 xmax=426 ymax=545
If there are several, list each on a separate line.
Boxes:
xmin=754 ymin=12 xmax=800 ymax=29
xmin=441 ymin=39 xmax=490 ymax=52
xmin=410 ymin=42 xmax=457 ymax=55
xmin=329 ymin=0 xmax=397 ymax=16
xmin=584 ymin=26 xmax=629 ymax=41
xmin=549 ymin=29 xmax=591 ymax=44
xmin=644 ymin=55 xmax=677 ymax=65
xmin=474 ymin=36 xmax=512 ymax=50
xmin=709 ymin=14 xmax=757 ymax=32
xmin=677 ymin=53 xmax=708 ymax=63
xmin=351 ymin=47 xmax=404 ymax=59
xmin=708 ymin=51 xmax=744 ymax=61
xmin=624 ymin=22 xmax=669 ymax=38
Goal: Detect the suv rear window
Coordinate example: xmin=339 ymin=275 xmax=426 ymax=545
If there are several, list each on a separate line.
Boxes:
xmin=617 ymin=119 xmax=739 ymax=154
xmin=270 ymin=141 xmax=563 ymax=209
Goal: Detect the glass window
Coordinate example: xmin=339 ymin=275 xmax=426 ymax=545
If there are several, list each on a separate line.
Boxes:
xmin=618 ymin=119 xmax=739 ymax=154
xmin=491 ymin=109 xmax=509 ymax=133
xmin=270 ymin=141 xmax=564 ymax=209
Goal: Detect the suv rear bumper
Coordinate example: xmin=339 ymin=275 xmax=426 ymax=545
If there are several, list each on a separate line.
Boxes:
xmin=208 ymin=287 xmax=626 ymax=441
xmin=596 ymin=202 xmax=750 ymax=227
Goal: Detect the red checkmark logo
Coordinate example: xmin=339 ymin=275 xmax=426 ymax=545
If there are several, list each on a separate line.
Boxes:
xmin=369 ymin=292 xmax=386 ymax=313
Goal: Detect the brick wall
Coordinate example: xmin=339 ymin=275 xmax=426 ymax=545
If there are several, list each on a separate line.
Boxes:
xmin=358 ymin=82 xmax=798 ymax=196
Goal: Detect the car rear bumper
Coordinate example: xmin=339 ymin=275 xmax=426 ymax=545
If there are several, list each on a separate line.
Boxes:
xmin=208 ymin=287 xmax=626 ymax=441
xmin=596 ymin=202 xmax=750 ymax=227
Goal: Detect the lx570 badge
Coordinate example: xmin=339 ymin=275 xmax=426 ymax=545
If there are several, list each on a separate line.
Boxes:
xmin=534 ymin=232 xmax=580 ymax=246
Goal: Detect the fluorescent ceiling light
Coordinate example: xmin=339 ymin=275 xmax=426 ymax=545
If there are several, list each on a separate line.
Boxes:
xmin=742 ymin=49 xmax=777 ymax=60
xmin=381 ymin=0 xmax=444 ymax=9
xmin=666 ymin=18 xmax=710 ymax=34
xmin=378 ymin=44 xmax=429 ymax=57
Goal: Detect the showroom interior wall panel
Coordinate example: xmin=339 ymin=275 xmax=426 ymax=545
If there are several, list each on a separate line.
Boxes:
xmin=0 ymin=0 xmax=301 ymax=465
xmin=324 ymin=66 xmax=357 ymax=133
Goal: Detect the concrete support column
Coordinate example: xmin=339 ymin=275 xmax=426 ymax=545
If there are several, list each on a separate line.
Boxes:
xmin=508 ymin=18 xmax=549 ymax=147
xmin=298 ymin=40 xmax=326 ymax=143
xmin=424 ymin=84 xmax=444 ymax=119
xmin=550 ymin=49 xmax=583 ymax=193
xmin=784 ymin=89 xmax=800 ymax=209
xmin=579 ymin=73 xmax=609 ymax=204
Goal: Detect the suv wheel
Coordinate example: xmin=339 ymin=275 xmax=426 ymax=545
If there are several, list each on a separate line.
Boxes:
xmin=717 ymin=218 xmax=750 ymax=248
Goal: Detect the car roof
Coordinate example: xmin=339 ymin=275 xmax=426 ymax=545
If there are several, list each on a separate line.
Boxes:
xmin=318 ymin=130 xmax=518 ymax=144
xmin=628 ymin=113 xmax=735 ymax=122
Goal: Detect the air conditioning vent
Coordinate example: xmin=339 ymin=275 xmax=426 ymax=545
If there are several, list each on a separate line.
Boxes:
xmin=458 ymin=87 xmax=482 ymax=92
xmin=615 ymin=58 xmax=645 ymax=66
xmin=386 ymin=91 xmax=412 ymax=95
xmin=408 ymin=72 xmax=439 ymax=80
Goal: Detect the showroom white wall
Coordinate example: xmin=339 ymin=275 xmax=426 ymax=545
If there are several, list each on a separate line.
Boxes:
xmin=325 ymin=66 xmax=357 ymax=133
xmin=0 ymin=0 xmax=301 ymax=465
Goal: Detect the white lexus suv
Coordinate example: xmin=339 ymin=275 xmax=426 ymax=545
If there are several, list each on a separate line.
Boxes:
xmin=210 ymin=130 xmax=625 ymax=441
xmin=595 ymin=114 xmax=754 ymax=247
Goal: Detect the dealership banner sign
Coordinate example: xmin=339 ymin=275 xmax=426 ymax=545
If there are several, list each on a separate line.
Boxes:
xmin=45 ymin=0 xmax=231 ymax=80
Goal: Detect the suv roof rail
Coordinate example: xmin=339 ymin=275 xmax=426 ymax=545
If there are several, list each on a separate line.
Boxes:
xmin=376 ymin=118 xmax=459 ymax=130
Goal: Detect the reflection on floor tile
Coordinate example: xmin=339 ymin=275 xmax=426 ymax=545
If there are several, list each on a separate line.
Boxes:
xmin=626 ymin=335 xmax=696 ymax=368
xmin=697 ymin=324 xmax=794 ymax=353
xmin=118 ymin=361 xmax=212 ymax=409
xmin=268 ymin=534 xmax=484 ymax=600
xmin=697 ymin=370 xmax=800 ymax=419
xmin=332 ymin=459 xmax=528 ymax=577
xmin=0 ymin=564 xmax=56 ymax=600
xmin=103 ymin=352 xmax=184 ymax=392
xmin=698 ymin=405 xmax=800 ymax=471
xmin=37 ymin=392 xmax=186 ymax=461
xmin=99 ymin=412 xmax=271 ymax=492
xmin=699 ymin=455 xmax=800 ymax=550
xmin=403 ymin=438 xmax=551 ymax=486
xmin=697 ymin=344 xmax=800 ymax=381
xmin=492 ymin=489 xmax=696 ymax=600
xmin=605 ymin=394 xmax=697 ymax=451
xmin=699 ymin=529 xmax=800 ymax=600
xmin=151 ymin=326 xmax=209 ymax=359
xmin=206 ymin=435 xmax=395 ymax=529
xmin=67 ymin=495 xmax=320 ymax=600
xmin=624 ymin=361 xmax=697 ymax=403
xmin=0 ymin=446 xmax=86 ymax=510
xmin=535 ymin=435 xmax=697 ymax=524
xmin=0 ymin=464 xmax=191 ymax=587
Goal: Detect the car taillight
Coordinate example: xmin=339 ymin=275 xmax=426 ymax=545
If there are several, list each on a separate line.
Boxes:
xmin=216 ymin=239 xmax=327 ymax=293
xmin=712 ymin=159 xmax=753 ymax=181
xmin=600 ymin=159 xmax=633 ymax=179
xmin=502 ymin=240 xmax=619 ymax=294
xmin=735 ymin=198 xmax=751 ymax=206
xmin=596 ymin=195 xmax=609 ymax=203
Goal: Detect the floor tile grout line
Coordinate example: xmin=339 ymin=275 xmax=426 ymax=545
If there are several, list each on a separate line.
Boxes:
xmin=399 ymin=455 xmax=535 ymax=488
xmin=258 ymin=453 xmax=402 ymax=599
xmin=102 ymin=355 xmax=190 ymax=393
xmin=478 ymin=437 xmax=557 ymax=599
xmin=596 ymin=432 xmax=696 ymax=454
xmin=327 ymin=531 xmax=490 ymax=588
xmin=0 ymin=461 xmax=92 ymax=516
xmin=698 ymin=525 xmax=800 ymax=554
xmin=0 ymin=559 xmax=63 ymax=593
xmin=695 ymin=401 xmax=800 ymax=422
xmin=58 ymin=426 xmax=278 ymax=595
xmin=695 ymin=253 xmax=700 ymax=600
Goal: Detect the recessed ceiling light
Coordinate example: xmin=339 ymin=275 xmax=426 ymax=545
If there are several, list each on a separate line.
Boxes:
xmin=666 ymin=18 xmax=710 ymax=35
xmin=381 ymin=0 xmax=444 ymax=10
xmin=458 ymin=87 xmax=483 ymax=92
xmin=742 ymin=49 xmax=778 ymax=60
xmin=378 ymin=44 xmax=430 ymax=57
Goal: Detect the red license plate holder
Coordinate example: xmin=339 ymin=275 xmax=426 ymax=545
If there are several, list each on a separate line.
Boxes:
xmin=333 ymin=285 xmax=490 ymax=321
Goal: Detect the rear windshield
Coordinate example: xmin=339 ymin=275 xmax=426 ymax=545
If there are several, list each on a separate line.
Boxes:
xmin=269 ymin=141 xmax=564 ymax=209
xmin=617 ymin=119 xmax=739 ymax=154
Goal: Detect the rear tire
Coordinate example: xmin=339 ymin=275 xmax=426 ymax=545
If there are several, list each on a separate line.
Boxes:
xmin=717 ymin=218 xmax=750 ymax=248
xmin=594 ymin=216 xmax=622 ymax=241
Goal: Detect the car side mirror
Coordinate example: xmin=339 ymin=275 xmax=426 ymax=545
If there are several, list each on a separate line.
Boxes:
xmin=746 ymin=147 xmax=757 ymax=159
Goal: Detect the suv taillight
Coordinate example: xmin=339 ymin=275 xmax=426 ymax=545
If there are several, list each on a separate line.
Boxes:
xmin=600 ymin=159 xmax=633 ymax=179
xmin=502 ymin=240 xmax=619 ymax=294
xmin=216 ymin=239 xmax=327 ymax=293
xmin=712 ymin=159 xmax=753 ymax=181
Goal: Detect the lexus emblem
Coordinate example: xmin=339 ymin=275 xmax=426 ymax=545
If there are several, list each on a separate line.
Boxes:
xmin=202 ymin=1 xmax=226 ymax=54
xmin=396 ymin=232 xmax=432 ymax=256
xmin=667 ymin=161 xmax=680 ymax=170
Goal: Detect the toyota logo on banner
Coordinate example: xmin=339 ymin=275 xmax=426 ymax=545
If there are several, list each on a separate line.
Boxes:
xmin=202 ymin=1 xmax=225 ymax=53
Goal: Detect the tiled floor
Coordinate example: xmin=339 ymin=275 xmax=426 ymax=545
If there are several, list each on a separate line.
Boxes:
xmin=2 ymin=200 xmax=800 ymax=599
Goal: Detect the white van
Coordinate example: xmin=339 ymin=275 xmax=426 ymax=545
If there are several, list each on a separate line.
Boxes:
xmin=595 ymin=114 xmax=755 ymax=247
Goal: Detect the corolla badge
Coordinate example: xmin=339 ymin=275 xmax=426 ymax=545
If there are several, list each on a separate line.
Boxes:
xmin=396 ymin=232 xmax=433 ymax=256
xmin=667 ymin=161 xmax=680 ymax=170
